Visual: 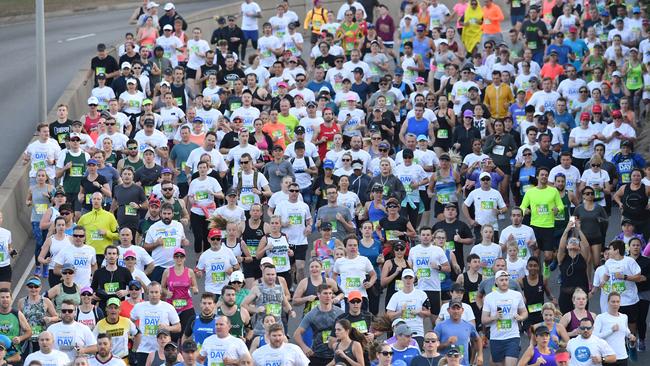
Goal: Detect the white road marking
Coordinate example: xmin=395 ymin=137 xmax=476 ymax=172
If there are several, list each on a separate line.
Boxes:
xmin=64 ymin=33 xmax=95 ymax=42
xmin=11 ymin=257 xmax=34 ymax=305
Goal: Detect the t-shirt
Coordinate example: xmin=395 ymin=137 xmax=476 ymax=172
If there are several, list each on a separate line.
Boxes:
xmin=25 ymin=139 xmax=61 ymax=179
xmin=434 ymin=319 xmax=479 ymax=366
xmin=567 ymin=335 xmax=615 ymax=366
xmin=333 ymin=256 xmax=374 ymax=297
xmin=569 ymin=126 xmax=597 ymax=159
xmin=275 ymin=201 xmax=311 ymax=246
xmin=470 ymin=243 xmax=502 ymax=277
xmin=24 ymin=350 xmax=70 ymax=366
xmin=252 ymin=343 xmax=310 ymax=366
xmin=233 ymin=171 xmax=269 ymax=210
xmin=549 ymin=165 xmax=581 ymax=193
xmin=579 ymin=169 xmax=610 ymax=206
xmin=438 ymin=303 xmax=475 ymax=323
xmin=299 ymin=306 xmax=345 ymax=358
xmin=52 ymin=245 xmax=97 ymax=288
xmin=131 ymin=301 xmax=181 ymax=353
xmin=463 ymin=188 xmax=506 ymax=230
xmin=408 ymin=244 xmax=449 ymax=291
xmin=197 ymin=247 xmax=239 ymax=294
xmin=188 ymin=177 xmax=223 ymax=215
xmin=520 ymin=186 xmax=564 ymax=228
xmin=241 ymin=1 xmax=262 ymax=30
xmin=483 ymin=289 xmax=526 ymax=340
xmin=386 ymin=289 xmax=430 ymax=337
xmin=93 ymin=317 xmax=138 ymax=359
xmin=593 ymin=312 xmax=630 ymax=360
xmin=144 ymin=221 xmax=186 ymax=268
xmin=200 ymin=334 xmax=250 ymax=365
xmin=47 ymin=321 xmax=97 ymax=360
xmin=603 ymin=257 xmax=641 ymax=306
xmin=499 ymin=224 xmax=536 ymax=260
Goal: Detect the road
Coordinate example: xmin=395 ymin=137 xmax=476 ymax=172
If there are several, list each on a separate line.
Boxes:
xmin=0 ymin=0 xmax=218 ymax=181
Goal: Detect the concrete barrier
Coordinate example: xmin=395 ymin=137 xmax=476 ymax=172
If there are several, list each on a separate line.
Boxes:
xmin=0 ymin=0 xmax=346 ymax=260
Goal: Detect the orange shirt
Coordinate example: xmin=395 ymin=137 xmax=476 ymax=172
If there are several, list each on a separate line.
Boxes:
xmin=263 ymin=122 xmax=289 ymax=149
xmin=188 ymin=132 xmax=206 ymax=146
xmin=482 ymin=4 xmax=504 ymax=34
xmin=540 ymin=63 xmax=565 ymax=80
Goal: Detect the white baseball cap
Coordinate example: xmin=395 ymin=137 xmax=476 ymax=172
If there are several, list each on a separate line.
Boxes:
xmin=163 ymin=2 xmax=175 ymax=10
xmin=230 ymin=271 xmax=245 ymax=283
xmin=479 ymin=172 xmax=491 ymax=180
xmin=495 ymin=270 xmax=510 ymax=278
xmin=87 ymin=96 xmax=99 ymax=105
xmin=147 ymin=1 xmax=159 ymax=9
xmin=163 ymin=24 xmax=173 ymax=31
xmin=121 ymin=61 xmax=132 ymax=69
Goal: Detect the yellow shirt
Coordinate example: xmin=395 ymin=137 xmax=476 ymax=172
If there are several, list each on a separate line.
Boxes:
xmin=77 ymin=208 xmax=119 ymax=254
xmin=93 ymin=316 xmax=138 ymax=359
xmin=484 ymin=83 xmax=514 ymax=119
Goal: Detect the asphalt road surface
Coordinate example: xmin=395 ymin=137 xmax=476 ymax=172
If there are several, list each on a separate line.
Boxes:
xmin=0 ymin=0 xmax=218 ymax=181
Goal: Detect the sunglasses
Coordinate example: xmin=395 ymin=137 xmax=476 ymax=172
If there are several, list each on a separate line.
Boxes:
xmin=289 ymin=189 xmax=300 ymax=193
xmin=481 ymin=177 xmax=491 ymax=181
xmin=73 ymin=234 xmax=85 ymax=238
xmin=381 ymin=351 xmax=394 ymax=356
xmin=379 ymin=149 xmax=388 ymax=152
xmin=372 ymin=137 xmax=381 ymax=140
xmin=424 ymin=339 xmax=439 ymax=343
xmin=60 ymin=211 xmax=71 ymax=216
xmin=240 ymin=160 xmax=250 ymax=164
xmin=174 ymin=254 xmax=185 ymax=258
xmin=583 ymin=191 xmax=594 ymax=196
xmin=579 ymin=326 xmax=593 ymax=330
xmin=162 ymin=187 xmax=174 ymax=191
xmin=61 ymin=309 xmax=75 ymax=314
xmin=124 ymin=256 xmax=136 ymax=261
xmin=27 ymin=284 xmax=40 ymax=289
xmin=523 ymin=153 xmax=532 ymax=156
xmin=62 ymin=270 xmax=74 ymax=275
xmin=129 ymin=287 xmax=140 ymax=291
xmin=591 ymin=164 xmax=601 ymax=167
xmin=349 ymin=299 xmax=362 ymax=304
xmin=81 ymin=292 xmax=93 ymax=296
xmin=231 ymin=281 xmax=243 ymax=285
xmin=394 ymin=247 xmax=405 ymax=251
xmin=342 ymin=159 xmax=351 ymax=162
xmin=210 ymin=237 xmax=222 ymax=241
xmin=128 ymin=146 xmax=138 ymax=150
xmin=105 ymin=123 xmax=116 ymax=126
xmin=386 ymin=205 xmax=398 ymax=209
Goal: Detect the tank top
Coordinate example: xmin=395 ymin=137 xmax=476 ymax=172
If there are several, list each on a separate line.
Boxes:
xmin=313 ymin=239 xmax=335 ymax=273
xmin=253 ymin=280 xmax=284 ymax=335
xmin=123 ymin=158 xmax=144 ymax=172
xmin=462 ymin=272 xmax=483 ymax=305
xmin=405 ymin=117 xmax=429 ymax=137
xmin=224 ymin=238 xmax=243 ymax=257
xmin=151 ymin=350 xmax=164 ymax=366
xmin=626 ymin=63 xmax=643 ymax=90
xmin=54 ymin=283 xmax=81 ymax=311
xmin=22 ymin=296 xmax=46 ymax=340
xmin=0 ymin=311 xmax=19 ymax=340
xmin=169 ymin=198 xmax=182 ymax=221
xmin=170 ymin=83 xmax=188 ymax=112
xmin=440 ymin=249 xmax=453 ymax=289
xmin=243 ymin=219 xmax=265 ymax=259
xmin=530 ymin=347 xmax=557 ymax=366
xmin=166 ymin=267 xmax=193 ymax=312
xmin=140 ymin=28 xmax=157 ymax=47
xmin=434 ymin=110 xmax=452 ymax=148
xmin=304 ymin=273 xmax=326 ymax=314
xmin=368 ymin=200 xmax=387 ymax=232
xmin=83 ymin=114 xmax=101 ymax=135
xmin=216 ymin=306 xmax=245 ymax=337
xmin=49 ymin=235 xmax=72 ymax=260
xmin=317 ymin=123 xmax=340 ymax=159
xmin=622 ymin=183 xmax=649 ymax=219
xmin=522 ymin=276 xmax=545 ymax=315
xmin=63 ymin=151 xmax=87 ymax=194
xmin=435 ymin=169 xmax=457 ymax=204
xmin=385 ymin=259 xmax=411 ymax=304
xmin=76 ymin=307 xmax=100 ymax=330
xmin=548 ymin=322 xmax=561 ymax=350
xmin=412 ymin=37 xmax=431 ymax=70
xmin=257 ymin=334 xmax=267 ymax=347
xmin=559 ymin=253 xmax=588 ymax=291
xmin=399 ymin=29 xmax=414 ymax=53
xmin=568 ymin=310 xmax=594 ymax=334
xmin=30 ymin=185 xmax=51 ymax=222
xmin=175 ymin=31 xmax=188 ymax=62
xmin=401 ymin=55 xmax=418 ymax=84
xmin=265 ymin=234 xmax=291 ymax=273
xmin=334 ymin=341 xmax=357 ymax=366
xmin=192 ymin=314 xmax=217 ymax=348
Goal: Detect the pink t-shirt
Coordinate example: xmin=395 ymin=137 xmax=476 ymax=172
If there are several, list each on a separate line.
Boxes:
xmin=453 ymin=3 xmax=469 ymax=28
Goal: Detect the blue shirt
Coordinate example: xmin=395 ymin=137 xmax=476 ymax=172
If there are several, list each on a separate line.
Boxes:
xmin=553 ymin=111 xmax=575 ymax=151
xmin=434 ymin=319 xmax=479 ymax=366
xmin=392 ymin=345 xmax=421 ymax=366
xmin=546 ymin=44 xmax=572 ymax=66
xmin=563 ymin=38 xmax=589 ymax=72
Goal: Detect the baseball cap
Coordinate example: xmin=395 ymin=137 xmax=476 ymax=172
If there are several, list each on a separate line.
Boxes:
xmin=106 ymin=297 xmax=121 ymax=308
xmin=164 ymin=2 xmax=175 ymax=10
xmin=323 ymin=159 xmax=335 ymax=169
xmin=161 ymin=167 xmax=173 ymax=175
xmin=401 ymin=268 xmax=415 ymax=279
xmin=480 ymin=172 xmax=491 ymax=180
xmin=129 ymin=280 xmax=142 ymax=289
xmin=54 ymin=187 xmax=66 ymax=196
xmin=592 ymin=104 xmax=602 ymax=113
xmin=260 ymin=257 xmax=274 ymax=266
xmin=26 ymin=277 xmax=41 ymax=287
xmin=449 ymin=299 xmax=463 ymax=308
xmin=580 ymin=112 xmax=591 ymax=121
xmin=394 ymin=67 xmax=404 ymax=76
xmin=468 ymin=86 xmax=479 ymax=92
xmin=371 ymin=183 xmax=383 ymax=192
xmin=535 ymin=325 xmax=551 ymax=336
xmin=621 ymin=140 xmax=633 ymax=148
xmin=147 ymin=1 xmax=159 ymax=9
xmin=62 ymin=263 xmax=75 ymax=272
xmin=160 ymin=80 xmax=171 ymax=88
xmin=495 ymin=270 xmax=510 ymax=278
xmin=347 ymin=290 xmax=363 ymax=301
xmin=80 ymin=286 xmax=94 ymax=295
xmin=394 ymin=324 xmax=413 ymax=336
xmin=142 ymin=146 xmax=155 ymax=154
xmin=622 ymin=218 xmax=634 ymax=226
xmin=612 ymin=110 xmax=622 ymax=118
xmin=352 ymin=162 xmax=363 ymax=170
xmin=143 ymin=119 xmax=155 ymax=127
xmin=451 ymin=283 xmax=465 ymax=292
xmin=321 ymin=222 xmax=333 ymax=230
xmin=143 ymin=98 xmax=153 ymax=106
xmin=68 ymin=132 xmax=82 ymax=140
xmin=277 ymin=81 xmax=288 ymax=88
xmin=157 ymin=329 xmax=171 ymax=337
xmin=86 ymin=159 xmax=98 ymax=166
xmin=440 ymin=153 xmax=451 ymax=161
xmin=612 ymin=71 xmax=622 ymax=78
xmin=121 ymin=62 xmax=132 ymax=69
xmin=556 ymin=352 xmax=570 ymax=362
xmin=569 ymin=26 xmax=577 ymax=33
xmin=163 ymin=24 xmax=173 ymax=31
xmin=208 ymin=228 xmax=222 ymax=239
xmin=415 ymin=76 xmax=426 ymax=84
xmin=96 ymin=73 xmax=106 ymax=79
xmin=294 ymin=125 xmax=306 ymax=134
xmin=123 ymin=250 xmax=137 ymax=259
xmin=353 ymin=67 xmax=364 ymax=74
xmin=230 ymin=270 xmax=245 ymax=283
xmin=446 ymin=345 xmax=461 ymax=357
xmin=181 ymin=340 xmax=198 ymax=352
xmin=463 ymin=109 xmax=474 ymax=118
xmin=416 ymin=23 xmax=426 ymax=31
xmin=391 ymin=318 xmax=406 ymax=327
xmin=306 ymin=101 xmax=317 ymax=108
xmin=633 ymin=6 xmax=641 ymax=13
xmin=378 ymin=142 xmax=390 ymax=149
xmin=226 ymin=187 xmax=237 ymax=196
xmin=173 ymin=247 xmax=186 ymax=256
xmin=319 ymin=86 xmax=331 ymax=94
xmin=126 ymin=78 xmax=137 ymax=85
xmin=600 ymin=10 xmax=610 ymax=16
xmin=87 ymin=96 xmax=99 ymax=105
xmin=148 ymin=196 xmax=161 ymax=207
xmin=417 ymin=134 xmax=428 ymax=141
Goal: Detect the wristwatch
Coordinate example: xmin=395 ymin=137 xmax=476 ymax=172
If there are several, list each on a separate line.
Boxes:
xmin=624 ymin=274 xmax=628 ymax=280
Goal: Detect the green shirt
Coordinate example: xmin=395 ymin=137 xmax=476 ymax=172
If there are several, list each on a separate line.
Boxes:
xmin=520 ymin=186 xmax=564 ymax=228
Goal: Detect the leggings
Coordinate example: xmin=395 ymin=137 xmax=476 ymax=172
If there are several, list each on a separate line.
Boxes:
xmin=31 ymin=222 xmax=47 ymax=263
xmin=173 ymin=307 xmax=196 ymax=343
xmin=190 ymin=212 xmax=210 ymax=254
xmin=638 ymin=299 xmax=649 ymax=340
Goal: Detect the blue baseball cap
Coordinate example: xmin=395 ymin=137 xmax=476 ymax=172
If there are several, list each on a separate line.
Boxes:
xmin=87 ymin=159 xmax=98 ymax=165
xmin=323 ymin=159 xmax=335 ymax=169
xmin=600 ymin=10 xmax=609 ymax=17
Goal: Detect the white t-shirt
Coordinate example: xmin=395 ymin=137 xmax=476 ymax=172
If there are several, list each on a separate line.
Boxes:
xmin=119 ymin=91 xmax=146 ymax=115
xmin=333 ymin=255 xmax=374 ymax=297
xmin=0 ymin=228 xmax=12 ymax=268
xmin=527 ymin=90 xmax=562 ymax=113
xmin=231 ymin=106 xmax=261 ymax=132
xmin=185 ymin=147 xmax=228 ymax=173
xmin=155 ymin=35 xmax=184 ymax=67
xmin=252 ymin=343 xmax=310 ymax=366
xmin=569 ymin=126 xmax=597 ymax=159
xmin=258 ymin=36 xmax=283 ymax=68
xmin=52 ymin=244 xmax=97 ymax=288
xmin=47 ymin=321 xmax=97 ymax=360
xmin=89 ymin=357 xmax=127 ymax=366
xmin=549 ymin=165 xmax=581 ymax=193
xmin=386 ymin=288 xmax=430 ymax=337
xmin=25 ymin=139 xmax=61 ymax=179
xmin=603 ymin=256 xmax=641 ymax=306
xmin=275 ymin=200 xmax=311 ymax=246
xmin=227 ymin=144 xmax=262 ymax=175
xmin=144 ymin=220 xmax=186 ymax=268
xmin=499 ymin=224 xmax=536 ymax=261
xmin=394 ymin=163 xmax=429 ymax=202
xmin=579 ymin=169 xmax=610 ymax=206
xmin=438 ymin=302 xmax=475 ymax=323
xmin=95 ymin=132 xmax=129 ymax=151
xmin=188 ymin=177 xmax=223 ymax=215
xmin=593 ymin=312 xmax=630 ymax=360
xmin=470 ymin=243 xmax=502 ymax=277
xmin=200 ymin=334 xmax=250 ymax=365
xmin=187 ymin=39 xmax=210 ymax=70
xmin=483 ymin=289 xmax=526 ymax=340
xmin=159 ymin=106 xmax=186 ymax=139
xmin=213 ymin=205 xmax=246 ymax=224
xmin=131 ymin=301 xmax=181 ymax=353
xmin=557 ymin=78 xmax=587 ymax=107
xmin=197 ymin=246 xmax=239 ymax=294
xmin=233 ymin=171 xmax=270 ymax=210
xmin=408 ymin=244 xmax=449 ymax=291
xmin=114 ymin=245 xmax=154 ymax=272
xmin=268 ymin=190 xmax=304 ymax=210
xmin=241 ymin=1 xmax=262 ymax=30
xmin=24 ymin=350 xmax=70 ymax=366
xmin=567 ymin=335 xmax=616 ymax=366
xmin=463 ymin=188 xmax=506 ymax=230
xmin=450 ymin=80 xmax=480 ymax=114
xmin=337 ymin=191 xmax=361 ymax=220
xmin=91 ymin=86 xmax=116 ymax=110
xmin=601 ymin=122 xmax=636 ymax=162
xmin=592 ymin=264 xmax=610 ymax=313
xmin=506 ymin=257 xmax=528 ymax=281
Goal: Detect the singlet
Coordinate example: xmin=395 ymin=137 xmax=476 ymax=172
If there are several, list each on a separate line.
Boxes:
xmin=265 ymin=234 xmax=291 ymax=273
xmin=412 ymin=37 xmax=431 ymax=70
xmin=626 ymin=63 xmax=643 ymax=90
xmin=462 ymin=272 xmax=483 ymax=305
xmin=529 ymin=347 xmax=557 ymax=366
xmin=253 ymin=280 xmax=284 ymax=336
xmin=49 ymin=235 xmax=72 ymax=260
xmin=54 ymin=283 xmax=81 ymax=311
xmin=167 ymin=198 xmax=182 ymax=221
xmin=548 ymin=323 xmax=561 ymax=350
xmin=224 ymin=238 xmax=244 ymax=257
xmin=304 ymin=273 xmax=326 ymax=314
xmin=435 ymin=169 xmax=457 ymax=205
xmin=385 ymin=259 xmax=411 ymax=304
xmin=433 ymin=110 xmax=452 ymax=148
xmin=622 ymin=183 xmax=649 ymax=220
xmin=257 ymin=334 xmax=267 ymax=347
xmin=243 ymin=219 xmax=265 ymax=259
xmin=559 ymin=253 xmax=588 ymax=291
xmin=0 ymin=311 xmax=19 ymax=341
xmin=192 ymin=314 xmax=217 ymax=348
xmin=30 ymin=185 xmax=51 ymax=222
xmin=317 ymin=123 xmax=340 ymax=159
xmin=216 ymin=306 xmax=245 ymax=337
xmin=166 ymin=267 xmax=193 ymax=312
xmin=334 ymin=341 xmax=357 ymax=366
xmin=368 ymin=200 xmax=387 ymax=231
xmin=122 ymin=158 xmax=144 ymax=172
xmin=22 ymin=296 xmax=46 ymax=340
xmin=568 ymin=310 xmax=594 ymax=334
xmin=150 ymin=350 xmax=164 ymax=366
xmin=399 ymin=29 xmax=414 ymax=53
xmin=170 ymin=82 xmax=188 ymax=111
xmin=405 ymin=117 xmax=429 ymax=137
xmin=140 ymin=28 xmax=157 ymax=47
xmin=440 ymin=249 xmax=453 ymax=290
xmin=522 ymin=276 xmax=545 ymax=315
xmin=313 ymin=239 xmax=335 ymax=273
xmin=83 ymin=113 xmax=102 ymax=135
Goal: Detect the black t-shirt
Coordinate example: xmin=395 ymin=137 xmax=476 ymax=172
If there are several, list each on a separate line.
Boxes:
xmin=351 ymin=81 xmax=370 ymax=104
xmin=315 ymin=54 xmax=337 ymax=69
xmin=521 ymin=19 xmax=548 ymax=52
xmin=112 ymin=184 xmax=147 ymax=228
xmin=367 ymin=112 xmax=396 ymax=142
xmin=217 ymin=67 xmax=246 ymax=86
xmin=219 ymin=132 xmax=240 ymax=151
xmin=49 ymin=120 xmax=73 ymax=148
xmin=432 ymin=219 xmax=474 ymax=270
xmin=379 ymin=216 xmax=410 ymax=242
xmin=134 ymin=164 xmax=162 ymax=189
xmin=119 ymin=53 xmax=140 ymax=66
xmin=91 ymin=55 xmax=119 ymax=86
xmin=80 ymin=174 xmax=109 ymax=211
xmin=200 ymin=64 xmax=220 ymax=86
xmin=90 ymin=266 xmax=133 ymax=309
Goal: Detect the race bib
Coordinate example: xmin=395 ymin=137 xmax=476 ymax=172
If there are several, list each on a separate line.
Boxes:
xmin=163 ymin=237 xmax=177 ymax=248
xmin=32 ymin=160 xmax=46 ymax=171
xmin=527 ymin=303 xmax=543 ymax=313
xmin=445 ymin=241 xmax=455 ymax=251
xmin=480 ymin=201 xmax=494 ymax=210
xmin=272 ymin=255 xmax=287 ymax=267
xmin=351 ymin=320 xmax=368 ymax=333
xmin=266 ymin=303 xmax=282 ymax=317
xmin=469 ymin=291 xmax=477 ymax=303
xmin=612 ymin=280 xmax=626 ymax=293
xmin=91 ymin=230 xmax=103 ymax=241
xmin=288 ymin=214 xmax=303 ymax=225
xmin=496 ymin=319 xmax=512 ymax=330
xmin=35 ymin=204 xmax=48 ymax=215
xmin=536 ymin=204 xmax=550 ymax=215
xmin=345 ymin=277 xmax=361 ymax=289
xmin=70 ymin=166 xmax=83 ymax=177
xmin=211 ymin=271 xmax=226 ymax=283
xmin=242 ymin=194 xmax=255 ymax=205
xmin=172 ymin=299 xmax=188 ymax=309
xmin=492 ymin=145 xmax=505 ymax=156
xmin=395 ymin=279 xmax=404 ymax=291
xmin=104 ymin=282 xmax=119 ymax=294
xmin=195 ymin=191 xmax=209 ymax=200
xmin=125 ymin=205 xmax=138 ymax=216
xmin=417 ymin=267 xmax=431 ymax=279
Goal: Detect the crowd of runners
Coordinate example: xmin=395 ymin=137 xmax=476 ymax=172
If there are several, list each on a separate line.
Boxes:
xmin=6 ymin=0 xmax=650 ymax=365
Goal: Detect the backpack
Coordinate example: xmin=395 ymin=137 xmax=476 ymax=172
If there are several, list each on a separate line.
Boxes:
xmin=237 ymin=170 xmax=259 ymax=197
xmin=290 ymin=156 xmax=311 ymax=169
